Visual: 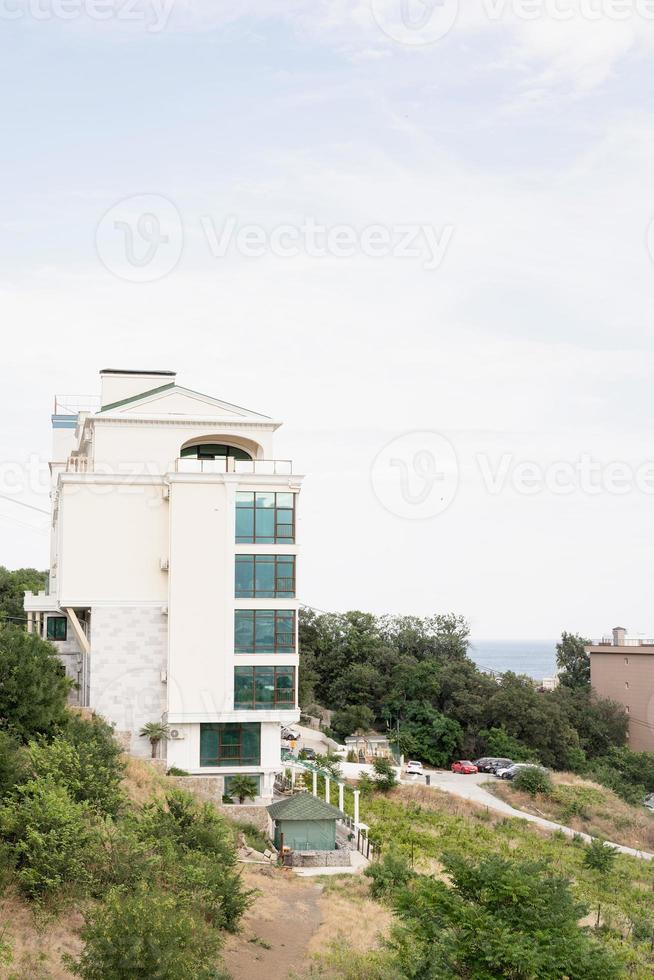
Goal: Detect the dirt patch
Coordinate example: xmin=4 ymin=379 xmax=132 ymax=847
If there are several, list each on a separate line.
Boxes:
xmin=0 ymin=895 xmax=82 ymax=979
xmin=221 ymin=867 xmax=324 ymax=980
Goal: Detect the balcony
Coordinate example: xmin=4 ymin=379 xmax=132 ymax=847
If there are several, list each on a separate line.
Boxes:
xmin=176 ymin=458 xmax=292 ymax=476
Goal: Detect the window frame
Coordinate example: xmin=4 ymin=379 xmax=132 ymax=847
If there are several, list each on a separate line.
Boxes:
xmin=235 ymin=491 xmax=296 ymax=544
xmin=234 ymin=609 xmax=296 ymax=654
xmin=235 ymin=554 xmax=296 ymax=598
xmin=234 ymin=666 xmax=297 ymax=710
xmin=199 ymin=722 xmax=261 ymax=767
xmin=46 ymin=616 xmax=67 ymax=641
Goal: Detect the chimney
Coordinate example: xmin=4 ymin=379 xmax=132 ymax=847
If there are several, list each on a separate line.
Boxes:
xmin=612 ymin=626 xmax=627 ymax=646
xmin=100 ymin=369 xmax=176 ymax=409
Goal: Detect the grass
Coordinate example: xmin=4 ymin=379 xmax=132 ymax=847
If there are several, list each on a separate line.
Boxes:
xmin=353 ymin=784 xmax=654 ymax=978
xmin=487 ymin=772 xmax=654 ymax=851
xmin=231 ymin=820 xmax=270 ymax=853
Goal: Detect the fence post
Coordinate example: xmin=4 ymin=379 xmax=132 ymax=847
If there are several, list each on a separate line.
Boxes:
xmin=353 ymin=788 xmax=360 ymax=829
xmin=312 ymin=770 xmax=318 ymax=797
xmin=338 ymin=782 xmax=345 ymax=812
xmin=325 ymin=776 xmax=330 ymax=804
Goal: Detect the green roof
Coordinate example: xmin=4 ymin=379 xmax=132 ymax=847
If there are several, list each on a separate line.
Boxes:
xmin=267 ymin=792 xmax=345 ymax=822
xmin=99 ymin=382 xmax=176 ymax=412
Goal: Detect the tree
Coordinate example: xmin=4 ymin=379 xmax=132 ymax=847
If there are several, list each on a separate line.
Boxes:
xmin=0 ymin=567 xmax=47 ymax=626
xmin=330 ymin=704 xmax=375 ymax=741
xmin=395 ymin=702 xmax=463 ymax=768
xmin=557 ymin=631 xmax=591 ymax=690
xmin=139 ymin=721 xmax=169 ymax=759
xmin=371 ymin=757 xmax=397 ymax=793
xmin=389 ymin=853 xmax=622 ymax=978
xmin=0 ymin=626 xmax=71 ymax=742
xmin=583 ymin=838 xmax=618 ymax=928
xmin=226 ymin=775 xmax=259 ymax=805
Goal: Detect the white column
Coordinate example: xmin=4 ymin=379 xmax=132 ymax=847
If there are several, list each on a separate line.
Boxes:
xmin=291 ymin=767 xmax=296 ymax=787
xmin=312 ymin=770 xmax=318 ymax=797
xmin=353 ymin=788 xmax=360 ymax=828
xmin=325 ymin=776 xmax=330 ymax=804
xmin=338 ymin=782 xmax=345 ymax=812
xmin=26 ymin=612 xmax=33 ymax=634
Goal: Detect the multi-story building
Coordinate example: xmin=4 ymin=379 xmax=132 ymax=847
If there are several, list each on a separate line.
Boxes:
xmin=24 ymin=369 xmax=302 ymax=799
xmin=588 ymin=627 xmax=654 ymax=752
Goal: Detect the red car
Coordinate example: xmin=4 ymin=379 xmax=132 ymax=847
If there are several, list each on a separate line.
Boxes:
xmin=451 ymin=760 xmax=478 ymax=774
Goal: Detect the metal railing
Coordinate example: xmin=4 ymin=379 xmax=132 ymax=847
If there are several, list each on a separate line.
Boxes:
xmin=176 ymin=458 xmax=292 ymax=476
xmin=54 ymin=395 xmax=101 ymax=416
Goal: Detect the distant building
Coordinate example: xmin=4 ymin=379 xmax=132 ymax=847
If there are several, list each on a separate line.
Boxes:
xmin=344 ymin=731 xmax=394 ymax=761
xmin=587 ymin=627 xmax=654 ymax=752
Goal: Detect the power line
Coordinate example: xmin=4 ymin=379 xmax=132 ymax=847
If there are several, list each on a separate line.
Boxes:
xmin=0 ymin=492 xmax=50 ymax=515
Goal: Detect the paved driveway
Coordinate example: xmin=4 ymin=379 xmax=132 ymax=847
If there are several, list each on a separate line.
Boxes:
xmin=401 ymin=769 xmax=654 ymax=861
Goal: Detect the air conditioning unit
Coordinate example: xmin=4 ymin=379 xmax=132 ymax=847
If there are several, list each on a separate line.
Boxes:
xmin=160 ymin=558 xmax=169 ymax=571
xmin=169 ymin=729 xmax=185 ymax=740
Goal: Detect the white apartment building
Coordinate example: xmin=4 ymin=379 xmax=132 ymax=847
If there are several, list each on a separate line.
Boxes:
xmin=24 ymin=369 xmax=302 ymax=800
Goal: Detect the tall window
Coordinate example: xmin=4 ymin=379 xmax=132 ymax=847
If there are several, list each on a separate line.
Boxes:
xmin=235 ymin=491 xmax=295 ymax=543
xmin=235 ymin=555 xmax=295 ymax=598
xmin=200 ymin=723 xmax=261 ymax=767
xmin=234 ymin=610 xmax=296 ymax=654
xmin=46 ymin=616 xmax=67 ymax=641
xmin=234 ymin=666 xmax=296 ymax=710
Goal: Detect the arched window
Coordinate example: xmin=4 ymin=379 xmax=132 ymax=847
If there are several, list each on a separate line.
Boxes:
xmin=180 ymin=443 xmax=252 ymax=461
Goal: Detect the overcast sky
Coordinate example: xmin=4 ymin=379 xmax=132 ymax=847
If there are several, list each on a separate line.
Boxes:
xmin=2 ymin=1 xmax=654 ymax=639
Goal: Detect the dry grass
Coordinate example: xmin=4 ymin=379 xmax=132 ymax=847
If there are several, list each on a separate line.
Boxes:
xmin=0 ymin=893 xmax=81 ymax=980
xmin=121 ymin=754 xmax=168 ymax=806
xmin=489 ymin=772 xmax=654 ymax=851
xmin=308 ymin=877 xmax=392 ymax=958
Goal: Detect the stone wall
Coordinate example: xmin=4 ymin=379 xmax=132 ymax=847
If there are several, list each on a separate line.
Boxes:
xmin=218 ymin=804 xmax=271 ymax=833
xmin=169 ymin=775 xmax=225 ymax=803
xmin=290 ymin=849 xmax=351 ymax=868
xmin=89 ymin=605 xmax=168 ymax=758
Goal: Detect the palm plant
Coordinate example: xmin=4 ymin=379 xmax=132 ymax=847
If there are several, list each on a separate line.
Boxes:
xmin=139 ymin=721 xmax=170 ymax=759
xmin=228 ymin=774 xmax=259 ymax=805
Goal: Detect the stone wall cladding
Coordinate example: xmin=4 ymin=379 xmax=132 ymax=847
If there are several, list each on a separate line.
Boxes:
xmin=89 ymin=606 xmax=168 ymax=758
xmin=290 ymin=850 xmax=351 ymax=868
xmin=218 ymin=804 xmax=271 ymax=832
xmin=169 ymin=775 xmax=225 ymax=802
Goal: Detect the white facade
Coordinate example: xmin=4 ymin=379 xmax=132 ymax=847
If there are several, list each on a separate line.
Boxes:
xmin=25 ymin=370 xmax=303 ymax=799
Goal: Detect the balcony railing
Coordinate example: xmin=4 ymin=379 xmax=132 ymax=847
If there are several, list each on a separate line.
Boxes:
xmin=595 ymin=636 xmax=654 ymax=647
xmin=176 ymin=458 xmax=292 ymax=476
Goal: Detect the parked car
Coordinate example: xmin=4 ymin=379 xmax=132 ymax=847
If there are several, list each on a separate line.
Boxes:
xmin=301 ymin=748 xmax=316 ymax=761
xmin=406 ymin=760 xmax=424 ymax=776
xmin=498 ymin=763 xmax=544 ymax=781
xmin=644 ymin=794 xmax=654 ymax=812
xmin=474 ymin=757 xmax=513 ymax=774
xmin=451 ymin=760 xmax=478 ymax=774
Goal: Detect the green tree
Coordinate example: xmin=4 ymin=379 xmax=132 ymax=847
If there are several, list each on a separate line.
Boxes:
xmin=330 ymin=705 xmax=375 ymax=741
xmin=389 ymin=852 xmax=622 ymax=978
xmin=557 ymin=631 xmax=591 ymax=689
xmin=0 ymin=566 xmax=47 ymax=626
xmin=139 ymin=721 xmax=169 ymax=759
xmin=371 ymin=757 xmax=398 ymax=793
xmin=477 ymin=727 xmax=538 ymax=762
xmin=396 ymin=702 xmax=463 ymax=768
xmin=365 ymin=850 xmax=414 ymax=899
xmin=0 ymin=626 xmax=71 ymax=741
xmin=583 ymin=838 xmax=618 ymax=928
xmin=226 ymin=775 xmax=259 ymax=805
xmin=67 ymin=886 xmax=223 ymax=980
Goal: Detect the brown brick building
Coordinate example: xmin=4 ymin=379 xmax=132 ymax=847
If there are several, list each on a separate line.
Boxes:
xmin=588 ymin=627 xmax=654 ymax=752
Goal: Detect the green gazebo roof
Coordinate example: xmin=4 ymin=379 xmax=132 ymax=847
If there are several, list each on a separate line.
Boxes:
xmin=267 ymin=792 xmax=345 ymax=822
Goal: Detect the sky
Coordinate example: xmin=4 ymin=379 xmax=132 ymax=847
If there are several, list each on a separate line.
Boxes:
xmin=2 ymin=0 xmax=654 ymax=639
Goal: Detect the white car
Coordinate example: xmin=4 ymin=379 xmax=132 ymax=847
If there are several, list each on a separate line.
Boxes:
xmin=406 ymin=760 xmax=424 ymax=776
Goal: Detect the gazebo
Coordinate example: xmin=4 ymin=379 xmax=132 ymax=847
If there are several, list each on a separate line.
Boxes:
xmin=267 ymin=792 xmax=345 ymax=852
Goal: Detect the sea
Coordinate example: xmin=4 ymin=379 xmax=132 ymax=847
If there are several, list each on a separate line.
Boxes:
xmin=468 ymin=639 xmax=558 ymax=681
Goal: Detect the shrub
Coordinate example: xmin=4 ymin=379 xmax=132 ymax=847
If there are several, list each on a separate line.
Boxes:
xmin=66 ymin=886 xmax=223 ymax=980
xmin=477 ymin=727 xmax=537 ymax=763
xmin=346 ymin=750 xmax=358 ymax=763
xmin=226 ymin=774 xmax=259 ymax=804
xmin=29 ymin=714 xmax=125 ymax=817
xmin=0 ymin=627 xmax=70 ymax=741
xmin=365 ymin=851 xmax=414 ymax=900
xmin=372 ymin=757 xmax=398 ymax=793
xmin=0 ymin=778 xmax=100 ymax=901
xmin=0 ymin=731 xmax=28 ymax=799
xmin=232 ymin=820 xmax=269 ymax=853
xmin=512 ymin=767 xmax=553 ymax=797
xmin=167 ymin=766 xmax=189 ymax=777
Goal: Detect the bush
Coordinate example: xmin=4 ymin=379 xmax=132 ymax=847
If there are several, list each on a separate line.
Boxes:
xmin=232 ymin=821 xmax=268 ymax=854
xmin=167 ymin=766 xmax=189 ymax=777
xmin=66 ymin=886 xmax=223 ymax=980
xmin=477 ymin=727 xmax=537 ymax=763
xmin=365 ymin=851 xmax=414 ymax=900
xmin=29 ymin=714 xmax=125 ymax=817
xmin=372 ymin=757 xmax=398 ymax=793
xmin=512 ymin=767 xmax=553 ymax=797
xmin=0 ymin=731 xmax=28 ymax=799
xmin=0 ymin=627 xmax=71 ymax=741
xmin=0 ymin=777 xmax=100 ymax=901
xmin=346 ymin=750 xmax=358 ymax=763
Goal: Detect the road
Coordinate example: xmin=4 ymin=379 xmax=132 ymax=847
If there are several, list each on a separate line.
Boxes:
xmin=403 ymin=769 xmax=654 ymax=861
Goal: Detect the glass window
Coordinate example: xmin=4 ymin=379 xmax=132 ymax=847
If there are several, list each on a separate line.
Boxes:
xmin=233 ymin=667 xmax=297 ymax=710
xmin=200 ymin=723 xmax=261 ymax=767
xmin=234 ymin=610 xmax=296 ymax=654
xmin=235 ymin=555 xmax=296 ymax=598
xmin=181 ymin=444 xmax=252 ymax=460
xmin=235 ymin=492 xmax=296 ymax=544
xmin=46 ymin=616 xmax=67 ymax=641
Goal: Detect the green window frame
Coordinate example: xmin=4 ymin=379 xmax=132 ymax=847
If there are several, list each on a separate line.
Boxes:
xmin=235 ymin=555 xmax=296 ymax=598
xmin=46 ymin=616 xmax=67 ymax=641
xmin=200 ymin=723 xmax=261 ymax=767
xmin=234 ymin=610 xmax=296 ymax=654
xmin=235 ymin=491 xmax=295 ymax=544
xmin=234 ymin=666 xmax=296 ymax=710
